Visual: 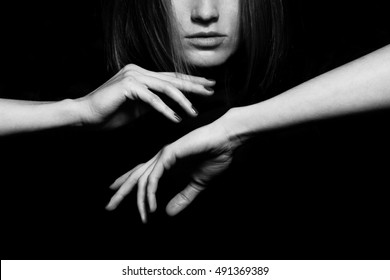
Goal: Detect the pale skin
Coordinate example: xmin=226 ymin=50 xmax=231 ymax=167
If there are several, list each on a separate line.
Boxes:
xmin=0 ymin=64 xmax=216 ymax=136
xmin=107 ymin=44 xmax=390 ymax=223
xmin=105 ymin=0 xmax=242 ymax=222
xmin=171 ymin=0 xmax=240 ymax=67
xmin=1 ymin=0 xmax=239 ymax=136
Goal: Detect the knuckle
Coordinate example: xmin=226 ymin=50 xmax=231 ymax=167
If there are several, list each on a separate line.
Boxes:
xmin=196 ymin=83 xmax=205 ymax=91
xmin=114 ymin=192 xmax=125 ymax=201
xmin=114 ymin=193 xmax=123 ymax=199
xmin=162 ymin=82 xmax=175 ymax=93
xmin=163 ymin=154 xmax=176 ymax=168
xmin=176 ymin=79 xmax=187 ymax=87
xmin=123 ymin=63 xmax=137 ymax=72
xmin=161 ymin=145 xmax=172 ymax=157
xmin=121 ymin=76 xmax=135 ymax=86
xmin=122 ymin=64 xmax=142 ymax=78
xmin=146 ymin=188 xmax=156 ymax=197
xmin=138 ymin=176 xmax=148 ymax=188
xmin=147 ymin=177 xmax=158 ymax=187
xmin=123 ymin=71 xmax=133 ymax=78
xmin=128 ymin=175 xmax=139 ymax=187
xmin=190 ymin=182 xmax=204 ymax=192
xmin=166 ymin=147 xmax=177 ymax=159
xmin=134 ymin=163 xmax=144 ymax=170
xmin=148 ymin=95 xmax=159 ymax=104
xmin=177 ymin=192 xmax=191 ymax=204
xmin=191 ymin=176 xmax=208 ymax=190
xmin=137 ymin=198 xmax=144 ymax=208
xmin=171 ymin=79 xmax=186 ymax=89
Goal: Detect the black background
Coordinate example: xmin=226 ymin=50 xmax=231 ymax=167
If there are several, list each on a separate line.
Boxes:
xmin=1 ymin=1 xmax=389 ymax=260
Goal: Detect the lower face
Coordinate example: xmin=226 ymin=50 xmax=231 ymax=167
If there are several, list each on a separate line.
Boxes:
xmin=170 ymin=0 xmax=241 ymax=68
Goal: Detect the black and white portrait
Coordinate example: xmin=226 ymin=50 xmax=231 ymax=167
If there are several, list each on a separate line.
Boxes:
xmin=1 ymin=0 xmax=389 ymax=261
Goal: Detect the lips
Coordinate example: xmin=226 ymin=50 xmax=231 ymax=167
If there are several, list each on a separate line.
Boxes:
xmin=185 ymin=32 xmax=226 ymax=49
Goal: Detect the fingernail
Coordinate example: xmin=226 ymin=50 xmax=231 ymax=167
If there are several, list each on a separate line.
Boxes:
xmin=174 ymin=113 xmax=182 ymax=122
xmin=207 ymin=79 xmax=216 ymax=83
xmin=205 ymin=86 xmax=214 ymax=93
xmin=191 ymin=106 xmax=198 ymax=115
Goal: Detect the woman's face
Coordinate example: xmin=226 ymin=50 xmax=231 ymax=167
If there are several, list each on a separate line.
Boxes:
xmin=171 ymin=0 xmax=240 ymax=68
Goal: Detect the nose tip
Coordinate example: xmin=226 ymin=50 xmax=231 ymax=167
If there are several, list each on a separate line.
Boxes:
xmin=191 ymin=1 xmax=219 ymax=24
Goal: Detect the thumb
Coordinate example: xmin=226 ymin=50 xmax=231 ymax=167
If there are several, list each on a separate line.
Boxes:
xmin=166 ymin=183 xmax=205 ymax=216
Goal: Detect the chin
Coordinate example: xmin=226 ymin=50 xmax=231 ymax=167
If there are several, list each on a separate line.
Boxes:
xmin=185 ymin=51 xmax=231 ymax=68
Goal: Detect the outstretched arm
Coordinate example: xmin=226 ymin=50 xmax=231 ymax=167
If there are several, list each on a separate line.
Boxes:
xmin=107 ymin=44 xmax=390 ymax=222
xmin=228 ymin=44 xmax=390 ymax=142
xmin=0 ymin=64 xmax=215 ymax=136
xmin=0 ymin=98 xmax=81 ymax=136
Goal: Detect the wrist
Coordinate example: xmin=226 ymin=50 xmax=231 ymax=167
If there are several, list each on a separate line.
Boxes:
xmin=213 ymin=107 xmax=250 ymax=149
xmin=216 ymin=104 xmax=272 ymax=148
xmin=71 ymin=97 xmax=96 ymax=127
xmin=62 ymin=98 xmax=85 ymax=127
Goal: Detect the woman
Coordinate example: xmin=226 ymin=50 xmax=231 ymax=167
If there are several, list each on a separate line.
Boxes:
xmin=102 ymin=0 xmax=286 ymax=222
xmin=105 ymin=0 xmax=390 ymax=225
xmin=104 ymin=1 xmax=390 ymax=259
xmin=1 ymin=0 xmax=285 ymax=259
xmin=1 ymin=0 xmax=281 ymax=142
xmin=3 ymin=0 xmax=387 ymax=259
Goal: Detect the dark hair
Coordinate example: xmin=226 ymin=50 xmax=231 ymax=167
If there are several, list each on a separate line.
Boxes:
xmin=103 ymin=0 xmax=186 ymax=73
xmin=239 ymin=0 xmax=285 ymax=103
xmin=103 ymin=0 xmax=285 ymax=104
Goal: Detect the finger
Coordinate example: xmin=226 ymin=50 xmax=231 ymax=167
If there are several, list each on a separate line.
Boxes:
xmin=137 ymin=176 xmax=148 ymax=223
xmin=137 ymin=161 xmax=157 ymax=223
xmin=130 ymin=65 xmax=215 ymax=89
xmin=165 ymin=182 xmax=205 ymax=216
xmin=121 ymin=64 xmax=215 ymax=90
xmin=146 ymin=148 xmax=178 ymax=212
xmin=126 ymin=82 xmax=182 ymax=123
xmin=105 ymin=172 xmax=140 ymax=211
xmin=109 ymin=164 xmax=143 ymax=190
xmin=135 ymin=75 xmax=199 ymax=116
xmin=160 ymin=72 xmax=216 ymax=87
xmin=105 ymin=157 xmax=157 ymax=211
xmin=153 ymin=73 xmax=215 ymax=96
